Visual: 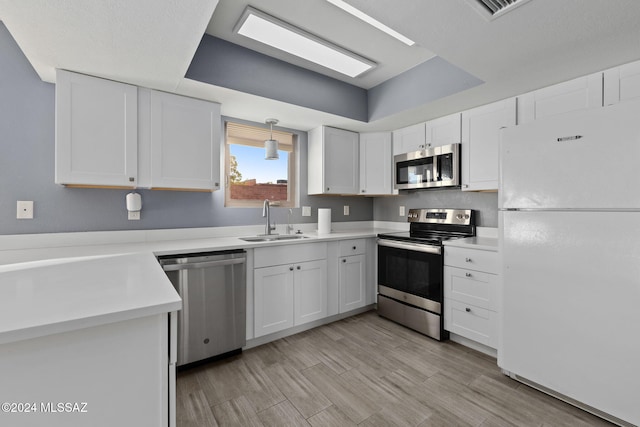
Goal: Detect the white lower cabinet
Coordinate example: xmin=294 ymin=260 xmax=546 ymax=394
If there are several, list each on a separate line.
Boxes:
xmin=253 ymin=243 xmax=327 ymax=338
xmin=338 ymin=239 xmax=367 ymax=313
xmin=444 ymin=246 xmax=499 ymax=349
xmin=294 ymin=259 xmax=328 ymax=325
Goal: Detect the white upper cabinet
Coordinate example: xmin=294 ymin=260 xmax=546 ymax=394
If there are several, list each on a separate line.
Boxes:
xmin=56 ymin=70 xmax=221 ymax=191
xmin=359 ymin=132 xmax=393 ymax=195
xmin=425 ymin=113 xmax=462 ymax=148
xmin=141 ymin=90 xmax=221 ymax=191
xmin=604 ymin=59 xmax=640 ymax=106
xmin=308 ymin=126 xmax=359 ymax=195
xmin=392 ymin=122 xmax=425 ymax=155
xmin=517 ymin=72 xmax=603 ymax=124
xmin=461 ymin=98 xmax=516 ymax=191
xmin=55 ymin=69 xmax=138 ymax=187
xmin=392 ymin=113 xmax=461 ymax=156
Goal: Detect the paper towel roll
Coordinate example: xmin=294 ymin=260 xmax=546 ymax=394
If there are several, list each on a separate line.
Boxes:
xmin=318 ymin=208 xmax=331 ymax=235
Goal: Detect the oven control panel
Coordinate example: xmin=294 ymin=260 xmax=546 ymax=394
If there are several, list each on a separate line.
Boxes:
xmin=407 ymin=208 xmax=474 ymax=225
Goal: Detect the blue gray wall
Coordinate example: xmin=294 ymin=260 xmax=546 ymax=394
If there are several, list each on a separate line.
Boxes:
xmin=0 ymin=23 xmax=372 ymax=235
xmin=187 ymin=36 xmax=368 ymax=122
xmin=186 ymin=36 xmax=483 ymax=123
xmin=368 ymin=57 xmax=483 ymax=121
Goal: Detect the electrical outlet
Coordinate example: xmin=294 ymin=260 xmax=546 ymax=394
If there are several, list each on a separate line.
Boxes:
xmin=128 ymin=211 xmax=141 ymax=220
xmin=302 ymin=206 xmax=311 ymax=217
xmin=17 ymin=201 xmax=34 ymax=219
xmin=343 ymin=205 xmax=350 ymax=216
xmin=399 ymin=206 xmax=405 ymax=217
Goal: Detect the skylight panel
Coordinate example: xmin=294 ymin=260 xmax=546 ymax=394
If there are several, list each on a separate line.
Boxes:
xmin=326 ymin=0 xmax=415 ymax=46
xmin=234 ymin=7 xmax=376 ymax=78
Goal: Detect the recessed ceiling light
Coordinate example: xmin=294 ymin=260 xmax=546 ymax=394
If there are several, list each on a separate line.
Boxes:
xmin=326 ymin=0 xmax=416 ymax=46
xmin=234 ymin=7 xmax=376 ymax=78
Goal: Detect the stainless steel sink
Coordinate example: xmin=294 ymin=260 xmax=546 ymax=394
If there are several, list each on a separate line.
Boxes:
xmin=239 ymin=235 xmax=308 ymax=242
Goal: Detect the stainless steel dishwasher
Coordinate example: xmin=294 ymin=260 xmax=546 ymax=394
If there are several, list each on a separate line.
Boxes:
xmin=158 ymin=249 xmax=246 ymax=366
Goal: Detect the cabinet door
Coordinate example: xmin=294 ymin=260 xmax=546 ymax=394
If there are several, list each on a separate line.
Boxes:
xmin=461 ymin=98 xmax=516 ymax=191
xmin=294 ymin=259 xmax=328 ymax=325
xmin=339 ymin=254 xmax=366 ymax=313
xmin=254 ymin=265 xmax=294 ymax=337
xmin=149 ymin=91 xmax=221 ymax=191
xmin=392 ymin=122 xmax=426 ymax=155
xmin=425 ymin=113 xmax=461 ymax=148
xmin=604 ymin=59 xmax=640 ymax=106
xmin=517 ymin=72 xmax=603 ymax=124
xmin=324 ymin=127 xmax=359 ymax=194
xmin=359 ymin=132 xmax=392 ymax=195
xmin=55 ymin=69 xmax=138 ymax=187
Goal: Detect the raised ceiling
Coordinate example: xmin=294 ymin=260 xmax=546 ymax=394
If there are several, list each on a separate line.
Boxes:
xmin=2 ymin=0 xmax=640 ymax=132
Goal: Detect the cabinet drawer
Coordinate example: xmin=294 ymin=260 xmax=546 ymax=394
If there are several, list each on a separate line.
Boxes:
xmin=444 ymin=246 xmax=498 ymax=273
xmin=339 ymin=239 xmax=366 ymax=257
xmin=444 ymin=299 xmax=498 ymax=349
xmin=444 ymin=266 xmax=498 ymax=311
xmin=254 ymin=242 xmax=327 ymax=268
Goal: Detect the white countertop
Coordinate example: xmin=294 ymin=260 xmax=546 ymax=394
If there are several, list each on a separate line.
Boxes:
xmin=0 ymin=223 xmax=398 ymax=345
xmin=0 ymin=222 xmax=496 ymax=345
xmin=444 ymin=236 xmax=499 ymax=251
xmin=0 ymin=252 xmax=181 ymax=345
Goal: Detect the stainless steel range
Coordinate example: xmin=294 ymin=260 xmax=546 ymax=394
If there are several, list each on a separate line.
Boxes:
xmin=377 ymin=208 xmax=475 ymax=340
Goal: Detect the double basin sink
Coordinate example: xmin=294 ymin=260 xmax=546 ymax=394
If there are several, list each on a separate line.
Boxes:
xmin=239 ymin=234 xmax=308 ymax=242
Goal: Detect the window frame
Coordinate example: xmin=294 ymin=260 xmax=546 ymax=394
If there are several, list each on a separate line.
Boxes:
xmin=224 ymin=121 xmax=298 ymax=208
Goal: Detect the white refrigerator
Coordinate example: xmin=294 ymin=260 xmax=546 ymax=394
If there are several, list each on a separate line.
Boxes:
xmin=499 ymin=100 xmax=640 ymax=426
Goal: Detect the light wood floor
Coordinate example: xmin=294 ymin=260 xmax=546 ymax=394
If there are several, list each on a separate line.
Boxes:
xmin=176 ymin=310 xmax=613 ymax=426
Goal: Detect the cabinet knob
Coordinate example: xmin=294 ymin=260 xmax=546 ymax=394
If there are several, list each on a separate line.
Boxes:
xmin=465 ymin=307 xmax=471 ymax=313
xmin=297 ymin=265 xmax=301 ymax=270
xmin=289 ymin=266 xmax=294 ymax=271
xmin=465 ymin=257 xmax=472 ymax=262
xmin=327 ymin=187 xmax=330 ymax=191
xmin=361 ymin=189 xmax=365 ymax=193
xmin=129 ymin=177 xmax=135 ymax=182
xmin=342 ymin=259 xmax=347 ymax=263
xmin=465 ymin=272 xmax=472 ymax=277
xmin=352 ymin=246 xmax=357 ymax=250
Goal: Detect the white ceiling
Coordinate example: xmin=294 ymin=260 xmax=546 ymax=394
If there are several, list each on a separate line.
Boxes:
xmin=2 ymin=0 xmax=640 ymax=132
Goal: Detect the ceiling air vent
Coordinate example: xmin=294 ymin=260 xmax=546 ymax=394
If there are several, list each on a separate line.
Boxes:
xmin=470 ymin=0 xmax=531 ymax=19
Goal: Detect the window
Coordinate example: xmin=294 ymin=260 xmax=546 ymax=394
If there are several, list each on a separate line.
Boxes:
xmin=225 ymin=121 xmax=297 ymax=207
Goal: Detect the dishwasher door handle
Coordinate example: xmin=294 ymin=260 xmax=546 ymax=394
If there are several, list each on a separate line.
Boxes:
xmin=162 ymin=257 xmax=245 ymax=272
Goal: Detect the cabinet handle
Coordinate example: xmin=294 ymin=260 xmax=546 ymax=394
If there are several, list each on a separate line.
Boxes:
xmin=465 ymin=272 xmax=472 ymax=277
xmin=465 ymin=307 xmax=471 ymax=313
xmin=289 ymin=266 xmax=294 ymax=271
xmin=465 ymin=257 xmax=472 ymax=262
xmin=297 ymin=265 xmax=301 ymax=270
xmin=129 ymin=177 xmax=135 ymax=182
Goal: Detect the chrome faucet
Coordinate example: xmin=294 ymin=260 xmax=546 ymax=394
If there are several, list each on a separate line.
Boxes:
xmin=262 ymin=199 xmax=277 ymax=235
xmin=286 ymin=208 xmax=294 ymax=235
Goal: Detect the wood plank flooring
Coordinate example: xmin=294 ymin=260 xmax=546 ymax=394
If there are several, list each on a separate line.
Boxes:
xmin=176 ymin=311 xmax=613 ymax=427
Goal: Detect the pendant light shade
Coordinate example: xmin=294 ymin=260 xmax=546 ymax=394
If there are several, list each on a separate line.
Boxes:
xmin=265 ymin=118 xmax=279 ymax=160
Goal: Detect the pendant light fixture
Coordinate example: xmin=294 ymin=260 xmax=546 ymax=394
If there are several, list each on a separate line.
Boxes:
xmin=265 ymin=118 xmax=279 ymax=160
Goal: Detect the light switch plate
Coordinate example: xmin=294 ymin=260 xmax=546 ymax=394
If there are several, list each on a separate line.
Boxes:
xmin=343 ymin=205 xmax=350 ymax=216
xmin=302 ymin=206 xmax=311 ymax=217
xmin=399 ymin=206 xmax=405 ymax=217
xmin=17 ymin=201 xmax=34 ymax=219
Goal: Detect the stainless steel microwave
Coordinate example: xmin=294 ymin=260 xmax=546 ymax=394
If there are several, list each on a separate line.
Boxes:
xmin=394 ymin=143 xmax=460 ymax=190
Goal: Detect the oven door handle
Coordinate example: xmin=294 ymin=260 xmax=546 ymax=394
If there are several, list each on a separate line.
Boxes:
xmin=377 ymin=239 xmax=442 ymax=255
